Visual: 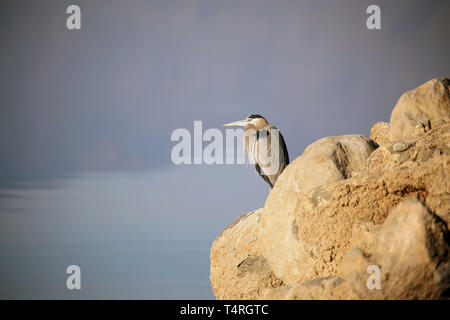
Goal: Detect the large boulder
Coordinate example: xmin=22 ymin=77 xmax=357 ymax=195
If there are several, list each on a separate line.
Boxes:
xmin=390 ymin=78 xmax=450 ymax=141
xmin=259 ymin=198 xmax=450 ymax=300
xmin=339 ymin=198 xmax=450 ymax=299
xmin=258 ymin=135 xmax=378 ymax=285
xmin=271 ymin=135 xmax=378 ymax=193
xmin=258 ymin=124 xmax=449 ymax=286
xmin=209 ymin=209 xmax=283 ymax=299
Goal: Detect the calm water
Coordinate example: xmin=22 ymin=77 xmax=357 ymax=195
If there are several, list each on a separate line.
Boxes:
xmin=0 ymin=166 xmax=266 ymax=299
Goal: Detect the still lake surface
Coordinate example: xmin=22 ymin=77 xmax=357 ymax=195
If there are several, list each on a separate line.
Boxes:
xmin=0 ymin=166 xmax=266 ymax=299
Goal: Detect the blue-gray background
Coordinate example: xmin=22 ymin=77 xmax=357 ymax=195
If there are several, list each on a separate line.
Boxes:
xmin=0 ymin=0 xmax=449 ymax=299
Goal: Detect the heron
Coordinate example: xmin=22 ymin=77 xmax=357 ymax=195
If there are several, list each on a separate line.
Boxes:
xmin=224 ymin=114 xmax=289 ymax=189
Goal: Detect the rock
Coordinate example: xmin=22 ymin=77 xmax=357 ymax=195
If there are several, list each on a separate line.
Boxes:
xmin=210 ymin=78 xmax=450 ymax=300
xmin=258 ymin=135 xmax=378 ymax=285
xmin=390 ymin=78 xmax=450 ymax=141
xmin=258 ymin=124 xmax=449 ymax=286
xmin=262 ymin=276 xmax=359 ymax=300
xmin=273 ymin=135 xmax=378 ymax=194
xmin=209 ymin=209 xmax=283 ymax=299
xmin=261 ymin=198 xmax=450 ymax=300
xmin=392 ymin=141 xmax=410 ymax=152
xmin=211 ymin=124 xmax=449 ymax=298
xmin=370 ymin=122 xmax=390 ymax=145
xmin=339 ymin=199 xmax=450 ymax=299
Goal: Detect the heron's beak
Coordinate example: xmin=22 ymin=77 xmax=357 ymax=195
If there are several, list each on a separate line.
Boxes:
xmin=223 ymin=119 xmax=248 ymax=127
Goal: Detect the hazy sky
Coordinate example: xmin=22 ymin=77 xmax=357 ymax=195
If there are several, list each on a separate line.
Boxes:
xmin=0 ymin=0 xmax=449 ymax=299
xmin=1 ymin=0 xmax=449 ymax=184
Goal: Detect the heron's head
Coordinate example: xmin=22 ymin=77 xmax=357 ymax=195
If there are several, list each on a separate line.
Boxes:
xmin=223 ymin=114 xmax=268 ymax=131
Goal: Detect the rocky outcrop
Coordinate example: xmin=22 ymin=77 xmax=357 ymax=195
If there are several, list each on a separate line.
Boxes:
xmin=210 ymin=209 xmax=284 ymax=299
xmin=258 ymin=135 xmax=378 ymax=285
xmin=390 ymin=77 xmax=449 ymax=141
xmin=370 ymin=122 xmax=390 ymax=145
xmin=210 ymin=78 xmax=450 ymax=299
xmin=339 ymin=199 xmax=450 ymax=299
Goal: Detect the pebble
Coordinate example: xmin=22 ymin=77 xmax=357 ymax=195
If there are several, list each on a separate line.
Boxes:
xmin=393 ymin=142 xmax=409 ymax=152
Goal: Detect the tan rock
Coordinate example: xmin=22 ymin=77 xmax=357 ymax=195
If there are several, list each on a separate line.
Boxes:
xmin=339 ymin=198 xmax=450 ymax=299
xmin=262 ymin=276 xmax=359 ymax=300
xmin=210 ymin=79 xmax=450 ymax=300
xmin=273 ymin=135 xmax=378 ymax=193
xmin=262 ymin=198 xmax=450 ymax=300
xmin=258 ymin=124 xmax=449 ymax=287
xmin=390 ymin=78 xmax=450 ymax=141
xmin=258 ymin=135 xmax=378 ymax=285
xmin=370 ymin=122 xmax=390 ymax=145
xmin=209 ymin=209 xmax=283 ymax=299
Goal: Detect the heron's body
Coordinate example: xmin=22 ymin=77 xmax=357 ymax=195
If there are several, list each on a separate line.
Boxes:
xmin=225 ymin=114 xmax=289 ymax=189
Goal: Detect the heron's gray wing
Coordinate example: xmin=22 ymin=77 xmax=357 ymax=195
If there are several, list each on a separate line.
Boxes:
xmin=253 ymin=126 xmax=289 ymax=188
xmin=263 ymin=126 xmax=289 ymax=171
xmin=267 ymin=125 xmax=289 ymax=169
xmin=279 ymin=130 xmax=289 ymax=165
xmin=253 ymin=128 xmax=274 ymax=188
xmin=255 ymin=163 xmax=274 ymax=188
